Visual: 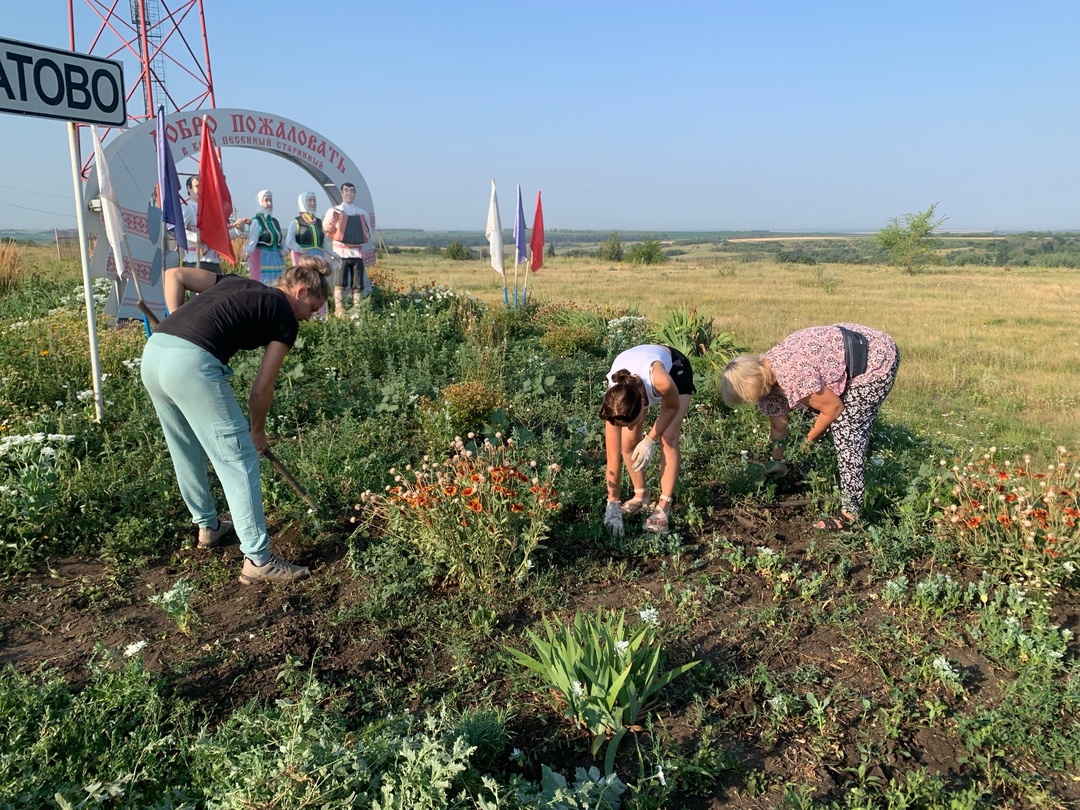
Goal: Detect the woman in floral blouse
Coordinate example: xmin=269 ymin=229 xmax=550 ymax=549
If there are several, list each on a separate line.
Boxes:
xmin=721 ymin=324 xmax=899 ymax=529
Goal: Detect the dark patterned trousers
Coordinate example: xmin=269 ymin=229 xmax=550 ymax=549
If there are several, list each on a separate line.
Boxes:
xmin=830 ymin=353 xmax=900 ymax=518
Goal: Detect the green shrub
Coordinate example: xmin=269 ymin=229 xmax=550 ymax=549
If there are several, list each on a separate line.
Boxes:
xmin=597 ymin=232 xmax=623 ymax=262
xmin=444 ymin=240 xmax=474 ymax=261
xmin=627 ymin=240 xmax=665 ymax=265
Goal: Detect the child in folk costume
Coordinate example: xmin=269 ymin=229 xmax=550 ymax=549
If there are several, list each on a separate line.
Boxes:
xmin=322 ymin=182 xmax=372 ymax=316
xmin=285 ymin=191 xmax=336 ymax=317
xmin=243 ymin=189 xmax=288 ymax=286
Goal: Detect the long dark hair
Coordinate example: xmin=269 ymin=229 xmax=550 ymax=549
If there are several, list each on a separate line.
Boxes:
xmin=600 ymin=369 xmax=646 ymax=425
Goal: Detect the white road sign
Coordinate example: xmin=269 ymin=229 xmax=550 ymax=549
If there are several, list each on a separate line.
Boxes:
xmin=0 ymin=36 xmax=126 ymax=126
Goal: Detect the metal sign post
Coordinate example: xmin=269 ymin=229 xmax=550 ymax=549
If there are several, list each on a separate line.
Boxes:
xmin=0 ymin=36 xmax=126 ymax=422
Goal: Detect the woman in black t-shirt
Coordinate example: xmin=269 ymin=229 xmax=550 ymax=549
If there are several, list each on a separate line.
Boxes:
xmin=142 ymin=257 xmax=330 ymax=585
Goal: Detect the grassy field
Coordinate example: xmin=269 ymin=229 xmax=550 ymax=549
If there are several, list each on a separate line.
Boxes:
xmin=385 ymin=251 xmax=1080 ymax=458
xmin=1 ymin=243 xmax=1078 ymax=808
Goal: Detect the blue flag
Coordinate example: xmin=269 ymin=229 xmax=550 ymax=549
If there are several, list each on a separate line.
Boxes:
xmin=513 ymin=184 xmax=527 ymax=267
xmin=156 ymin=107 xmax=187 ymax=251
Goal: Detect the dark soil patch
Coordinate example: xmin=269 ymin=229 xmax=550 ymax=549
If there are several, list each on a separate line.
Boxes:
xmin=1 ymin=505 xmax=1077 ymax=808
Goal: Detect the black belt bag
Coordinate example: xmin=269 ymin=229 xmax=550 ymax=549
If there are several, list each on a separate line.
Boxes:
xmin=838 ymin=326 xmax=868 ymax=382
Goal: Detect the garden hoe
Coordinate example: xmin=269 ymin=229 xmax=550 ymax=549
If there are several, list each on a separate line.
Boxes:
xmin=263 ymin=447 xmax=318 ymax=513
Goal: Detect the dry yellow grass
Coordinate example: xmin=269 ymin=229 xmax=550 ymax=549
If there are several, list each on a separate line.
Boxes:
xmin=380 ymin=252 xmax=1080 ymax=453
xmin=0 ymin=240 xmax=25 ymax=292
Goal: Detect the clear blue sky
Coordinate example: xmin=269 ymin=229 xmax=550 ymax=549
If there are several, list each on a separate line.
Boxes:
xmin=1 ymin=1 xmax=1077 ymax=232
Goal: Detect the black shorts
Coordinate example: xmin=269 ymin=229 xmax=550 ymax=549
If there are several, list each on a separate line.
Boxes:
xmin=665 ymin=346 xmax=697 ymax=396
xmin=180 ymin=261 xmax=222 ymax=277
xmin=334 ymin=256 xmax=366 ymax=289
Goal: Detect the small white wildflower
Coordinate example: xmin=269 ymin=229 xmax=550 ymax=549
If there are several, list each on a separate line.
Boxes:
xmin=510 ymin=747 xmax=524 ymax=763
xmin=615 ymin=640 xmax=630 ymax=657
xmin=123 ymin=640 xmax=147 ymax=658
xmin=656 ymin=766 xmax=666 ymax=786
xmin=639 ymin=607 xmax=660 ymax=627
xmin=571 ymin=680 xmax=585 ymax=698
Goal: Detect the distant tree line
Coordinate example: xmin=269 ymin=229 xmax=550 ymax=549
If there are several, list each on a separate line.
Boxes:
xmin=374 ymin=225 xmax=1080 ymax=270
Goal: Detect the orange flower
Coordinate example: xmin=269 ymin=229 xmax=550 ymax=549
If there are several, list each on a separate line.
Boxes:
xmin=444 ymin=485 xmax=458 ymax=497
xmin=467 ymin=498 xmax=483 ymax=513
xmin=490 ymin=470 xmax=505 ymax=483
xmin=510 ymin=503 xmax=525 ymax=513
xmin=965 ymin=516 xmax=983 ymax=529
xmin=997 ymin=514 xmax=1012 ymax=528
xmin=461 ymin=487 xmax=475 ymax=497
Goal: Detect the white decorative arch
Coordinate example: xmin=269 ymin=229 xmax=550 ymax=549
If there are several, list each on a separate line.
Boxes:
xmin=81 ymin=108 xmax=376 ymax=320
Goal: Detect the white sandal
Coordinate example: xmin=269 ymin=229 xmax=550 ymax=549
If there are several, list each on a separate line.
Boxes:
xmin=621 ymin=488 xmax=649 ymax=515
xmin=644 ymin=495 xmax=673 ymax=534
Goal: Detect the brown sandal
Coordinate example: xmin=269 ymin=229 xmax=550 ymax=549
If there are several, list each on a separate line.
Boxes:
xmin=813 ymin=512 xmax=856 ymax=532
xmin=621 ymin=488 xmax=649 ymax=515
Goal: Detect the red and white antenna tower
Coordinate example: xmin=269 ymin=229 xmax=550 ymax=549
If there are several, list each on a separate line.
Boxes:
xmin=68 ymin=0 xmax=218 ymax=177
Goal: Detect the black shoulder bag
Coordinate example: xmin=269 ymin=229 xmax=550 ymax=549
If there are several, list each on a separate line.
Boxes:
xmin=837 ymin=326 xmax=868 ymax=382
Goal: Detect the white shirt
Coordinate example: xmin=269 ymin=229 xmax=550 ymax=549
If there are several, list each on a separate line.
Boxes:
xmin=606 ymin=345 xmax=671 ymax=407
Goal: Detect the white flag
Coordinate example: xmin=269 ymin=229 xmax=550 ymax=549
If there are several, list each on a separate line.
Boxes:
xmin=91 ymin=126 xmax=128 ymax=280
xmin=485 ymin=178 xmax=504 ymax=276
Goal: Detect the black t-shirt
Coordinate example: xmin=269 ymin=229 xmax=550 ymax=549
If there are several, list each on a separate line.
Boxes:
xmin=156 ymin=275 xmax=298 ymax=364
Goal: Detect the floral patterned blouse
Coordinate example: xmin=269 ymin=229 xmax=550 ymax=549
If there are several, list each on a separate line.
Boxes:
xmin=756 ymin=323 xmax=898 ymax=417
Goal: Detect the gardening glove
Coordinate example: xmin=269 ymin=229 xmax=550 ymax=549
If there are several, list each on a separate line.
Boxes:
xmin=764 ymin=459 xmax=788 ymax=477
xmin=631 ymin=435 xmax=656 ymax=472
xmin=604 ymin=500 xmax=624 ymax=537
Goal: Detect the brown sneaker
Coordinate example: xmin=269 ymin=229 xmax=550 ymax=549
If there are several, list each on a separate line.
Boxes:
xmin=238 ymin=553 xmax=310 ymax=585
xmin=198 ymin=518 xmax=234 ymax=549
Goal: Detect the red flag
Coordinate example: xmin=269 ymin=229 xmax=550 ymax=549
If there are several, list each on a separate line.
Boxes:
xmin=529 ymin=190 xmax=544 ymax=272
xmin=196 ymin=120 xmax=235 ymax=264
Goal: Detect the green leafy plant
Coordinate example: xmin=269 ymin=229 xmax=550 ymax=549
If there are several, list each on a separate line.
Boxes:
xmin=517 ymin=765 xmax=627 ymax=809
xmin=648 ymin=304 xmax=716 ymax=357
xmin=432 ymin=380 xmax=506 ymax=438
xmin=505 ymin=606 xmax=699 ymax=774
xmin=375 ymin=437 xmax=560 ymax=592
xmin=149 ymin=578 xmax=199 ymax=637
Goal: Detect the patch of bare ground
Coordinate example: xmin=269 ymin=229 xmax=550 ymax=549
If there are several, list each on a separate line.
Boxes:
xmin=1 ymin=506 xmax=1077 ymax=807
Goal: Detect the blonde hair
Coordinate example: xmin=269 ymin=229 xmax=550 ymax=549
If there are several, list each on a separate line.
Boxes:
xmin=721 ymin=354 xmax=775 ymax=405
xmin=277 ymin=255 xmax=331 ymax=301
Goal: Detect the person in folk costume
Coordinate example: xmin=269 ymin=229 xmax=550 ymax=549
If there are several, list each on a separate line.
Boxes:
xmin=322 ymin=181 xmax=372 ymax=317
xmin=243 ymin=189 xmax=288 ymax=286
xmin=285 ymin=191 xmax=336 ymax=317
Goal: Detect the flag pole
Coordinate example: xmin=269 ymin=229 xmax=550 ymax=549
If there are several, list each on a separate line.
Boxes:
xmin=522 ymin=252 xmax=531 ymax=305
xmin=502 ymin=267 xmax=510 ymax=309
xmin=121 ymin=233 xmax=159 ymax=327
xmin=68 ymin=122 xmax=105 ymax=422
